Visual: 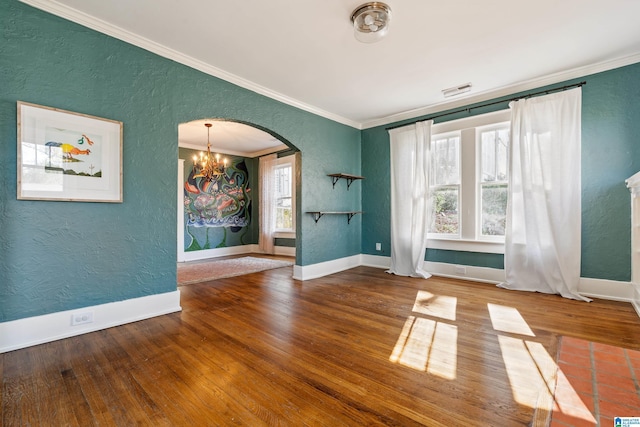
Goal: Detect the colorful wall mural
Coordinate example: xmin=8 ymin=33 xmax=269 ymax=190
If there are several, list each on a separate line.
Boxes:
xmin=181 ymin=149 xmax=258 ymax=251
xmin=184 ymin=162 xmax=250 ymax=228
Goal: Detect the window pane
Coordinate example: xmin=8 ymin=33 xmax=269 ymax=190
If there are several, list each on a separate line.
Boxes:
xmin=431 ymin=136 xmax=460 ymax=185
xmin=275 ymin=165 xmax=291 ymax=198
xmin=275 ymin=163 xmax=293 ymax=230
xmin=481 ymin=184 xmax=507 ymax=236
xmin=481 ymin=129 xmax=509 ymax=182
xmin=276 ymin=206 xmax=292 ymax=230
xmin=431 ymin=187 xmax=459 ymax=234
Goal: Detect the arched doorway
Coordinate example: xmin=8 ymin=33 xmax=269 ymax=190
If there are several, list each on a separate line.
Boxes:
xmin=177 ymin=119 xmax=300 ymax=265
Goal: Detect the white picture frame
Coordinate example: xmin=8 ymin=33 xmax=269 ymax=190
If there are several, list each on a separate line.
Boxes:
xmin=17 ymin=101 xmax=123 ymax=202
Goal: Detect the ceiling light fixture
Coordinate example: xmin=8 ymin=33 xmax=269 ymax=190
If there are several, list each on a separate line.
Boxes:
xmin=192 ymin=123 xmax=227 ymax=181
xmin=351 ymin=2 xmax=392 ymax=43
xmin=442 ymin=83 xmax=472 ymax=98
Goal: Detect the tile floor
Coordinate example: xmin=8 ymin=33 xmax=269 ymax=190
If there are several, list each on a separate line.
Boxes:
xmin=549 ymin=336 xmax=640 ymax=426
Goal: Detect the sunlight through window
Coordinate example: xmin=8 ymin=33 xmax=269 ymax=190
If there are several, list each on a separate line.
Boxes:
xmin=488 ymin=303 xmax=535 ymax=336
xmin=390 ymin=316 xmax=432 ymax=371
xmin=412 ymin=291 xmax=457 ymax=321
xmin=428 ymin=322 xmax=457 ymax=379
xmin=552 ymin=369 xmax=597 ymax=423
xmin=498 ymin=336 xmax=554 ymax=408
xmin=389 ymin=316 xmax=457 ymax=379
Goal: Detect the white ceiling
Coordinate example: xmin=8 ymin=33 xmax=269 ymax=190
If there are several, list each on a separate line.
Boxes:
xmin=22 ymin=0 xmax=640 ymax=149
xmin=179 ymin=120 xmax=287 ymax=157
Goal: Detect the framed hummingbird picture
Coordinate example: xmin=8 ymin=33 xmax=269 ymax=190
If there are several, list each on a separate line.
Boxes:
xmin=17 ymin=101 xmax=123 ymax=202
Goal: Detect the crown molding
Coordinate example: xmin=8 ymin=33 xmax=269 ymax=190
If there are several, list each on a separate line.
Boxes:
xmin=361 ymin=53 xmax=640 ymax=129
xmin=19 ymin=0 xmax=361 ymax=129
xmin=18 ymin=0 xmax=640 ymax=132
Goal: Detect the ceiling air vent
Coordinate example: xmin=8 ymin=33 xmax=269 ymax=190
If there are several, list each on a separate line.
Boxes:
xmin=442 ymin=83 xmax=472 ymax=98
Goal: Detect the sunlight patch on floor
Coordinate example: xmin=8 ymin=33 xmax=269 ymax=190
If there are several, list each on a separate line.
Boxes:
xmin=389 ymin=295 xmax=602 ymax=421
xmin=427 ymin=321 xmax=457 ymax=379
xmin=488 ymin=303 xmax=535 ymax=336
xmin=495 ymin=321 xmax=592 ymax=422
xmin=552 ymin=369 xmax=597 ymax=423
xmin=390 ymin=291 xmax=458 ymax=379
xmin=412 ymin=291 xmax=457 ymax=321
xmin=390 ymin=315 xmax=432 ymax=371
xmin=498 ymin=335 xmax=554 ymax=408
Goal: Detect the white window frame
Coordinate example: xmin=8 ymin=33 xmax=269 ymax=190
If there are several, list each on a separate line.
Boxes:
xmin=429 ymin=131 xmax=461 ymax=239
xmin=477 ymin=123 xmax=510 ymax=243
xmin=427 ymin=110 xmax=510 ymax=254
xmin=273 ymin=154 xmax=296 ymax=238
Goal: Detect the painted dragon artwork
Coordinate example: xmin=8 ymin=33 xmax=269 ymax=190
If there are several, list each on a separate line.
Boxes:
xmin=183 ymin=159 xmax=251 ymax=233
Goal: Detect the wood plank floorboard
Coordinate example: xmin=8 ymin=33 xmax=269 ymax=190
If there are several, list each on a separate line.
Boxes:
xmin=3 ymin=264 xmax=640 ymax=426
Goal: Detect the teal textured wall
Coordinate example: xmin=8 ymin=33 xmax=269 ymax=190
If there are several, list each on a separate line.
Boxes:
xmin=0 ymin=1 xmax=360 ymax=322
xmin=362 ymin=64 xmax=640 ymax=282
xmin=425 ymin=250 xmax=504 ymax=270
xmin=274 ymin=238 xmax=296 ymax=248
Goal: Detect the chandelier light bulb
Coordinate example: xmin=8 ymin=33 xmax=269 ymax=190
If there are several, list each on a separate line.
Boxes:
xmin=191 ymin=122 xmax=228 ymax=181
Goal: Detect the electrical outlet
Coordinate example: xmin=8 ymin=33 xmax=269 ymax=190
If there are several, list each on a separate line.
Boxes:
xmin=454 ymin=265 xmax=466 ymax=275
xmin=376 ymin=243 xmax=382 ymax=251
xmin=71 ymin=311 xmax=94 ymax=326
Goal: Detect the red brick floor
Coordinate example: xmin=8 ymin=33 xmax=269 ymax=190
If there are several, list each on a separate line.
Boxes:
xmin=549 ymin=336 xmax=640 ymax=426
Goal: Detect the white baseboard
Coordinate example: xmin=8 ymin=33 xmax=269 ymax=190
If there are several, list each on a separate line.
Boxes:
xmin=0 ymin=290 xmax=182 ymax=354
xmin=274 ymin=246 xmax=296 ymax=257
xmin=424 ymin=261 xmax=506 ymax=284
xmin=180 ymin=244 xmax=295 ymax=262
xmin=293 ymin=255 xmax=361 ymax=281
xmin=633 ymin=283 xmax=640 ymax=317
xmin=578 ymin=277 xmax=634 ymax=302
xmin=360 ymin=255 xmax=506 ymax=284
xmin=361 ymin=254 xmax=392 ymax=269
xmin=350 ymin=254 xmax=636 ymax=307
xmin=181 ymin=245 xmax=259 ymax=262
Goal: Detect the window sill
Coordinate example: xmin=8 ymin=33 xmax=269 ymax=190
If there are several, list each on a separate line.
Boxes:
xmin=426 ymin=238 xmax=504 ymax=254
xmin=274 ymin=231 xmax=295 ymax=239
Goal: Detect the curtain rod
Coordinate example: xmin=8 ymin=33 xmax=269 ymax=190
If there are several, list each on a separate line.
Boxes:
xmin=386 ymin=81 xmax=586 ymax=131
xmin=256 ymin=147 xmax=298 ymax=158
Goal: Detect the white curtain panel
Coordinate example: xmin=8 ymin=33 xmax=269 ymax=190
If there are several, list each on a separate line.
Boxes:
xmin=387 ymin=121 xmax=433 ymax=278
xmin=258 ymin=154 xmax=277 ymax=254
xmin=500 ymin=88 xmax=590 ymax=301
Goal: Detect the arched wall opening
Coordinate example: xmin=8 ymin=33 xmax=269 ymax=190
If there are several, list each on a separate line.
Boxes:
xmin=177 ymin=118 xmax=301 ymax=267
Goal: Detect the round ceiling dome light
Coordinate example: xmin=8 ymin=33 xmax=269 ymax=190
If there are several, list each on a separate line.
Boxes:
xmin=350 ymin=2 xmax=392 ymax=43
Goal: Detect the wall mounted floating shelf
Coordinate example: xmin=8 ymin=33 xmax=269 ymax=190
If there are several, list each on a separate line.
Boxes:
xmin=307 ymin=211 xmax=364 ymax=224
xmin=327 ymin=173 xmax=364 ymax=190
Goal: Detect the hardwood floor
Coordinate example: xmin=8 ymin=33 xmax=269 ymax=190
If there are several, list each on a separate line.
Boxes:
xmin=2 ymin=265 xmax=640 ymax=426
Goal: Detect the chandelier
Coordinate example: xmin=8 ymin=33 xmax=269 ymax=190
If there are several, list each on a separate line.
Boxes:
xmin=350 ymin=2 xmax=392 ymax=43
xmin=192 ymin=123 xmax=227 ymax=181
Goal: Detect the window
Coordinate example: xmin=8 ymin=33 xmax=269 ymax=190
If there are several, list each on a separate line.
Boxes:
xmin=479 ymin=125 xmax=509 ymax=239
xmin=274 ymin=155 xmax=295 ymax=235
xmin=430 ymin=133 xmax=460 ymax=236
xmin=427 ymin=110 xmax=510 ymax=253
